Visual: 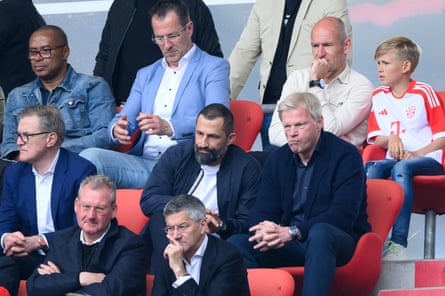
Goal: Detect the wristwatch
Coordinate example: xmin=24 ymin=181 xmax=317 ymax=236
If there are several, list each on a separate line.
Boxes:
xmin=217 ymin=218 xmax=227 ymax=232
xmin=309 ymin=79 xmax=326 ymax=89
xmin=39 ymin=235 xmax=49 ymax=252
xmin=288 ymin=225 xmax=301 ymax=240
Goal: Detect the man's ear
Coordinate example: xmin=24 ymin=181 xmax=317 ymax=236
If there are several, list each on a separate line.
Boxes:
xmin=74 ymin=197 xmax=79 ymax=213
xmin=343 ymin=38 xmax=352 ymax=55
xmin=46 ymin=132 xmax=58 ymax=147
xmin=62 ymin=46 xmax=70 ymax=61
xmin=227 ymin=132 xmax=236 ymax=145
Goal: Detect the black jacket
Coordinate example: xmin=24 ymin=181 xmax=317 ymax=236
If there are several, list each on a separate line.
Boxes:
xmin=152 ymin=235 xmax=250 ymax=296
xmin=0 ymin=0 xmax=45 ymax=96
xmin=26 ymin=219 xmax=148 ymax=296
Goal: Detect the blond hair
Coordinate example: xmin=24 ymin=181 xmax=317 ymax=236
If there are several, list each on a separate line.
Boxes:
xmin=374 ymin=36 xmax=421 ymax=73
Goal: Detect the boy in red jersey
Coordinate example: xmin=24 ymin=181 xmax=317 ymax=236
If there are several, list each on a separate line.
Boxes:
xmin=366 ymin=36 xmax=445 ymax=260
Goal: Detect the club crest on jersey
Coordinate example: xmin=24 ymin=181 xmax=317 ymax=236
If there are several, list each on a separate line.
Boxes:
xmin=406 ymin=105 xmax=416 ymax=119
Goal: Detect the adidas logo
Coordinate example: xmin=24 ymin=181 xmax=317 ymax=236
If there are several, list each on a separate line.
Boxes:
xmin=378 ymin=109 xmax=388 ymax=115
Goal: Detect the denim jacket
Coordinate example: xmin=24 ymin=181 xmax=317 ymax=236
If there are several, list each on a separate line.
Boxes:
xmin=1 ymin=65 xmax=116 ymax=158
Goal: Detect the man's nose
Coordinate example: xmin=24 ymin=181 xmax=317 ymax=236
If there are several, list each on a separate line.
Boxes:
xmin=315 ymin=46 xmax=326 ymax=58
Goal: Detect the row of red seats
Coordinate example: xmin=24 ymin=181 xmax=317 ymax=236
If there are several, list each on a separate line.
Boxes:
xmin=115 ymin=180 xmax=404 ymax=296
xmin=115 ymin=100 xmax=264 ymax=153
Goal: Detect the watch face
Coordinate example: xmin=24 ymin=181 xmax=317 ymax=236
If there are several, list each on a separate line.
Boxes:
xmin=309 ymin=79 xmax=325 ymax=89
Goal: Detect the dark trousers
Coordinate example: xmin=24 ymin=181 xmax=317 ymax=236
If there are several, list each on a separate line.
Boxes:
xmin=229 ymin=223 xmax=357 ymax=296
xmin=0 ymin=253 xmax=44 ymax=296
xmin=141 ymin=211 xmax=168 ymax=274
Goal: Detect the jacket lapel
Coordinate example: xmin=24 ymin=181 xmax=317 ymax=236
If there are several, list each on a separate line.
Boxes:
xmin=171 ymin=48 xmax=202 ymax=116
xmin=288 ymin=0 xmax=310 ymax=58
xmin=50 ymin=149 xmax=68 ymax=228
xmin=197 ymin=235 xmax=216 ymax=289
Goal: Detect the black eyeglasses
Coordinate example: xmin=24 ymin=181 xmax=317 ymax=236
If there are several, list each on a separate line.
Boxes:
xmin=13 ymin=131 xmax=51 ymax=144
xmin=152 ymin=26 xmax=186 ymax=44
xmin=28 ymin=44 xmax=66 ymax=59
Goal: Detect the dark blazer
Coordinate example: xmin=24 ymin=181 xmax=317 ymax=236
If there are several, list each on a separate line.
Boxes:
xmin=0 ymin=148 xmax=96 ymax=251
xmin=141 ymin=140 xmax=261 ymax=238
xmin=0 ymin=0 xmax=45 ymax=96
xmin=26 ymin=219 xmax=147 ymax=296
xmin=93 ymin=0 xmax=223 ymax=103
xmin=251 ymin=131 xmax=371 ymax=241
xmin=152 ymin=235 xmax=250 ymax=296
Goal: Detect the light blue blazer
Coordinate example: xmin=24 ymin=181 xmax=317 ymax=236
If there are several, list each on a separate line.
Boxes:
xmin=108 ymin=45 xmax=230 ymax=156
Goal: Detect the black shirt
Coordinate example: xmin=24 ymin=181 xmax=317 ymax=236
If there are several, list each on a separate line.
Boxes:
xmin=113 ymin=0 xmax=158 ymax=103
xmin=263 ymin=0 xmax=301 ymax=104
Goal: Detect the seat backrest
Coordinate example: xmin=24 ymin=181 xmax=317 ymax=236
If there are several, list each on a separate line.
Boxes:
xmin=230 ymin=100 xmax=264 ymax=151
xmin=17 ymin=280 xmax=26 ymax=296
xmin=247 ymin=268 xmax=295 ymax=296
xmin=366 ymin=179 xmax=404 ymax=240
xmin=362 ymin=144 xmax=386 ymax=163
xmin=379 ymin=287 xmax=445 ymax=295
xmin=0 ymin=286 xmax=10 ymax=296
xmin=146 ymin=274 xmax=154 ymax=296
xmin=414 ymin=259 xmax=445 ymax=288
xmin=115 ymin=189 xmax=148 ymax=234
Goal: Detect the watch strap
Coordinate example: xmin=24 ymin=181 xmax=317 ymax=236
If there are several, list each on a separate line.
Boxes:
xmin=309 ymin=79 xmax=324 ymax=89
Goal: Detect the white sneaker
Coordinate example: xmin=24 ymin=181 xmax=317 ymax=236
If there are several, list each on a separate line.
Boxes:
xmin=382 ymin=241 xmax=407 ymax=261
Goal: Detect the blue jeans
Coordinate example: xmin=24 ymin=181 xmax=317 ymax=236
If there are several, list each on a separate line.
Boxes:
xmin=79 ymin=148 xmax=159 ymax=188
xmin=365 ymin=157 xmax=444 ymax=246
xmin=229 ymin=223 xmax=356 ymax=296
xmin=260 ymin=113 xmax=279 ymax=152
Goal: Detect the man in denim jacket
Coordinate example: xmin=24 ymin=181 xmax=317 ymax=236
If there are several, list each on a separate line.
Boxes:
xmin=1 ymin=25 xmax=116 ymax=159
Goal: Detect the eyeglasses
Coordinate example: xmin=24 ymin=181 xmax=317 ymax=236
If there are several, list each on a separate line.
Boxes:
xmin=78 ymin=203 xmax=110 ymax=216
xmin=152 ymin=26 xmax=186 ymax=44
xmin=28 ymin=44 xmax=66 ymax=59
xmin=13 ymin=131 xmax=51 ymax=144
xmin=164 ymin=222 xmax=192 ymax=234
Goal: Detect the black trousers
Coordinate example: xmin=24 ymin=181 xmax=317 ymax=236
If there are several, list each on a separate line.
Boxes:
xmin=0 ymin=253 xmax=44 ymax=296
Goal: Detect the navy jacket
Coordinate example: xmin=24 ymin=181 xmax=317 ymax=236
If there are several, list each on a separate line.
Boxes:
xmin=251 ymin=131 xmax=371 ymax=241
xmin=0 ymin=148 xmax=96 ymax=250
xmin=141 ymin=140 xmax=261 ymax=237
xmin=152 ymin=235 xmax=250 ymax=296
xmin=26 ymin=219 xmax=147 ymax=296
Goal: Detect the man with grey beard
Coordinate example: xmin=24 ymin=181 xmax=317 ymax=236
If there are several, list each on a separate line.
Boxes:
xmin=140 ymin=103 xmax=261 ymax=273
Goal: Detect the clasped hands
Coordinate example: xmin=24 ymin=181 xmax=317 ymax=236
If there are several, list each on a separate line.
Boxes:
xmin=3 ymin=232 xmax=39 ymax=257
xmin=249 ymin=221 xmax=291 ymax=252
xmin=388 ymin=135 xmax=420 ymax=160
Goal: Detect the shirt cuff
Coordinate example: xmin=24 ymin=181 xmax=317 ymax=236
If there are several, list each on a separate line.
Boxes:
xmin=165 ymin=119 xmax=175 ymax=138
xmin=172 ymin=275 xmax=192 ymax=288
xmin=0 ymin=233 xmax=7 ymax=249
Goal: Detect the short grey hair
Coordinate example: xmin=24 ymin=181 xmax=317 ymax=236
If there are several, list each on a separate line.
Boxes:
xmin=163 ymin=194 xmax=206 ymax=222
xmin=78 ymin=174 xmax=117 ymax=204
xmin=19 ymin=105 xmax=66 ymax=146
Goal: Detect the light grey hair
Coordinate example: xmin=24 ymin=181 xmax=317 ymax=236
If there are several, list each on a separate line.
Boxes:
xmin=78 ymin=174 xmax=117 ymax=204
xmin=163 ymin=194 xmax=206 ymax=222
xmin=277 ymin=92 xmax=322 ymax=122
